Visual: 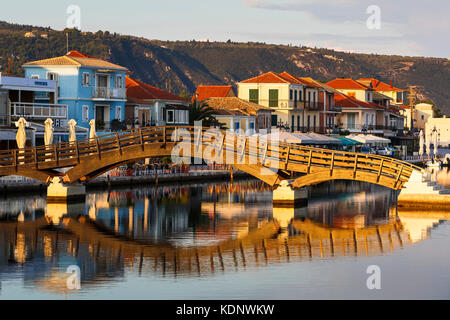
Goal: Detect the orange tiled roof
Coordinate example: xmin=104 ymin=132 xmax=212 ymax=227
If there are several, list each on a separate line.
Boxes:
xmin=240 ymin=71 xmax=294 ymax=84
xmin=126 ymin=76 xmax=186 ymax=103
xmin=326 ymin=78 xmax=373 ymax=91
xmin=205 ymin=97 xmax=273 ymax=117
xmin=334 ymin=92 xmax=381 ymax=110
xmin=23 ymin=51 xmax=127 ymax=71
xmin=278 ymin=72 xmax=323 ymax=88
xmin=357 ymin=78 xmax=404 ymax=92
xmin=194 ymin=85 xmax=235 ymax=102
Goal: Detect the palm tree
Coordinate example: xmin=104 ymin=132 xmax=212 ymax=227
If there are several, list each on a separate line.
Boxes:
xmin=189 ymin=99 xmax=217 ymax=127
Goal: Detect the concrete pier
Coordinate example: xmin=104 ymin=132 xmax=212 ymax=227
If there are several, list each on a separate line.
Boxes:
xmin=273 ymin=180 xmax=308 ymax=207
xmin=398 ymin=170 xmax=450 ymax=208
xmin=47 ymin=177 xmax=86 ymax=203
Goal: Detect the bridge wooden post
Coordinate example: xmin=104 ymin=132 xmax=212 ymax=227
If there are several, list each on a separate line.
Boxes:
xmin=353 ymin=155 xmax=359 ymax=178
xmin=139 ymin=128 xmax=144 ymax=151
xmin=377 ymin=159 xmax=384 ymax=183
xmin=330 ymin=152 xmax=335 ymax=176
xmin=115 ymin=133 xmax=122 ymax=155
xmin=75 ymin=142 xmax=80 ymax=163
xmin=307 ymin=150 xmax=313 ymax=174
xmin=95 ymin=137 xmax=101 ymax=160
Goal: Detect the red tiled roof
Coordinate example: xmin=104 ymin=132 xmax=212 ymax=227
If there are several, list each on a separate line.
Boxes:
xmin=240 ymin=71 xmax=293 ymax=84
xmin=278 ymin=72 xmax=322 ymax=88
xmin=334 ymin=92 xmax=380 ymax=110
xmin=66 ymin=50 xmax=98 ymax=59
xmin=357 ymin=78 xmax=404 ymax=92
xmin=126 ymin=76 xmax=187 ymax=103
xmin=194 ymin=85 xmax=235 ymax=102
xmin=326 ymin=78 xmax=373 ymax=90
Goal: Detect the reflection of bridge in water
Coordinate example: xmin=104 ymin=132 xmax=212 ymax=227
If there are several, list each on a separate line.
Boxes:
xmin=1 ymin=209 xmax=447 ymax=283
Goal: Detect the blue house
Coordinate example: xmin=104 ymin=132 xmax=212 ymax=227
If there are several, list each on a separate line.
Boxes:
xmin=23 ymin=51 xmax=128 ymax=137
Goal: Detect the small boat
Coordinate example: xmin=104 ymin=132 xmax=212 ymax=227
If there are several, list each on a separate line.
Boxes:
xmin=426 ymin=160 xmax=442 ymax=168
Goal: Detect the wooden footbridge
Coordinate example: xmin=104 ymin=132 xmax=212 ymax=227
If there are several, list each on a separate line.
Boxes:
xmin=0 ymin=126 xmax=423 ymax=190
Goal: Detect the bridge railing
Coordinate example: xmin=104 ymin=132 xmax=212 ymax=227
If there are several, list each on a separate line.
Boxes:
xmin=0 ymin=125 xmax=422 ymax=188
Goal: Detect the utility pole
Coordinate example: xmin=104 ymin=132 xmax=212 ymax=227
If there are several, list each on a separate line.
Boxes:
xmin=409 ymin=86 xmax=416 ymax=132
xmin=66 ymin=33 xmax=69 ymax=53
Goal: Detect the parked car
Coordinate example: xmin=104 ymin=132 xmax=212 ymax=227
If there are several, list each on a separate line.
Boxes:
xmin=377 ymin=147 xmax=394 ymax=156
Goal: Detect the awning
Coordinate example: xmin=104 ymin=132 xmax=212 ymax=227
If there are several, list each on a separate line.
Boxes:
xmin=347 ymin=134 xmax=391 ymax=144
xmin=259 ymin=130 xmax=316 ymax=144
xmin=336 ymin=137 xmax=363 ymax=146
xmin=304 ymin=132 xmax=342 ymax=145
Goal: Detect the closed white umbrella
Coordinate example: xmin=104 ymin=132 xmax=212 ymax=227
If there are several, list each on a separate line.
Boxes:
xmin=44 ymin=118 xmax=54 ymax=146
xmin=15 ymin=117 xmax=27 ymax=149
xmin=434 ymin=130 xmax=439 ymax=158
xmin=426 ymin=134 xmax=431 ymax=156
xmin=419 ymin=130 xmax=424 ymax=157
xmin=89 ymin=119 xmax=97 ymax=140
xmin=68 ymin=119 xmax=77 ymax=143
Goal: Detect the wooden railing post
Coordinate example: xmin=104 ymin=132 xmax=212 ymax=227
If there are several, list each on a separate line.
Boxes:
xmin=353 ymin=154 xmax=358 ymax=178
xmin=139 ymin=128 xmax=144 ymax=151
xmin=285 ymin=147 xmax=291 ymax=170
xmin=394 ymin=165 xmax=404 ymax=189
xmin=377 ymin=159 xmax=384 ymax=183
xmin=34 ymin=148 xmax=38 ymax=169
xmin=330 ymin=152 xmax=335 ymax=176
xmin=54 ymin=145 xmax=58 ymax=165
xmin=307 ymin=150 xmax=313 ymax=174
xmin=75 ymin=142 xmax=80 ymax=163
xmin=96 ymin=137 xmax=101 ymax=160
xmin=116 ymin=133 xmax=122 ymax=155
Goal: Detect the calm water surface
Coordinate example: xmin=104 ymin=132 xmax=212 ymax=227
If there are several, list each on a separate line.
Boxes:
xmin=0 ymin=169 xmax=449 ymax=300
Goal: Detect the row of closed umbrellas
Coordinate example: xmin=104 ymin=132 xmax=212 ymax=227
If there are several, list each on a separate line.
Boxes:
xmin=15 ymin=117 xmax=98 ymax=149
xmin=419 ymin=129 xmax=439 ymax=156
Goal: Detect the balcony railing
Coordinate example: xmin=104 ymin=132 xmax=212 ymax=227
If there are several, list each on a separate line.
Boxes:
xmin=10 ymin=102 xmax=68 ymax=120
xmin=93 ymin=87 xmax=126 ymax=99
xmin=339 ymin=124 xmax=401 ymax=132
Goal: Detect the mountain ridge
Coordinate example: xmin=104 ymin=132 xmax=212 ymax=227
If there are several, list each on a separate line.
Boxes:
xmin=0 ymin=21 xmax=448 ymax=115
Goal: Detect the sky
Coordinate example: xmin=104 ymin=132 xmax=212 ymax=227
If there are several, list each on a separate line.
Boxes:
xmin=1 ymin=0 xmax=449 ymax=58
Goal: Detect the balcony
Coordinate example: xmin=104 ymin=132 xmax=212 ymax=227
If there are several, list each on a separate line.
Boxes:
xmin=93 ymin=87 xmax=126 ymax=100
xmin=10 ymin=102 xmax=68 ymax=120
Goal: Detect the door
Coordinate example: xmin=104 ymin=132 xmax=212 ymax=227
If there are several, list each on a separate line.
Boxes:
xmin=347 ymin=113 xmax=356 ymax=129
xmin=96 ymin=105 xmax=105 ymax=122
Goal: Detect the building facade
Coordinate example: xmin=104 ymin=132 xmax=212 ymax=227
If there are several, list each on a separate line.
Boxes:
xmin=23 ymin=51 xmax=128 ymax=137
xmin=125 ymin=77 xmax=189 ymax=127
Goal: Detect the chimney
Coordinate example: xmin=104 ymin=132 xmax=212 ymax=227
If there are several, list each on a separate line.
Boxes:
xmin=390 ymin=80 xmax=393 ymax=88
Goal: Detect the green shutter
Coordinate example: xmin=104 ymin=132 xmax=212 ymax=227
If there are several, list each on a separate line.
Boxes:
xmin=249 ymin=89 xmax=259 ymax=104
xmin=271 ymin=114 xmax=278 ymax=127
xmin=269 ymin=89 xmax=279 ymax=107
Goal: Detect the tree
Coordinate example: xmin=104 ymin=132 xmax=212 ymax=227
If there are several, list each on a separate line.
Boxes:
xmin=189 ymin=99 xmax=217 ymax=127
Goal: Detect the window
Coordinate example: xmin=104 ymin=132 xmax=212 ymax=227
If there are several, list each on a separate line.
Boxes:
xmin=271 ymin=114 xmax=278 ymax=127
xmin=294 ymin=90 xmax=298 ymax=102
xmin=307 ymin=115 xmax=311 ymax=131
xmin=371 ymin=114 xmax=375 ymax=125
xmin=82 ymin=73 xmax=91 ymax=86
xmin=313 ymin=115 xmax=317 ymax=130
xmin=47 ymin=72 xmax=58 ymax=81
xmin=290 ymin=90 xmax=293 ymax=100
xmin=115 ymin=75 xmax=123 ymax=89
xmin=397 ymin=92 xmax=403 ymax=103
xmin=297 ymin=116 xmax=301 ymax=131
xmin=291 ymin=115 xmax=295 ymax=132
xmin=115 ymin=106 xmax=122 ymax=121
xmin=421 ymin=115 xmax=425 ymax=120
xmin=249 ymin=89 xmax=259 ymax=104
xmin=268 ymin=89 xmax=279 ymax=107
xmin=82 ymin=105 xmax=89 ymax=122
xmin=313 ymin=92 xmax=316 ymax=102
xmin=299 ymin=90 xmax=302 ymax=102
xmin=347 ymin=114 xmax=356 ymax=129
xmin=234 ymin=121 xmax=240 ymax=130
xmin=167 ymin=110 xmax=174 ymax=123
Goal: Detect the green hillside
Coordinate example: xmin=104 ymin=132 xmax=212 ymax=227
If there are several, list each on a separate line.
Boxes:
xmin=1 ymin=21 xmax=449 ymax=115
